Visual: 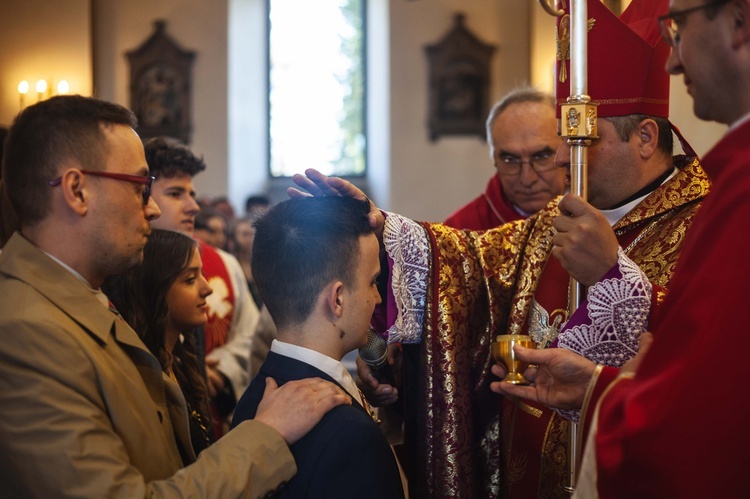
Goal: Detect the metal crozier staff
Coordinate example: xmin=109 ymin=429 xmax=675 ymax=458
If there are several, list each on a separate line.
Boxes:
xmin=539 ymin=0 xmax=598 ymax=492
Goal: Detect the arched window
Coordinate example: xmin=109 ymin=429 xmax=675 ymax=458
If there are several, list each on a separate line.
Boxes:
xmin=268 ymin=0 xmax=367 ymax=177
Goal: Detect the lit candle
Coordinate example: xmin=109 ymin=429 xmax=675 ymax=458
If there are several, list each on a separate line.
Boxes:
xmin=18 ymin=80 xmax=29 ymax=110
xmin=57 ymin=80 xmax=70 ymax=95
xmin=36 ymin=79 xmax=48 ymax=101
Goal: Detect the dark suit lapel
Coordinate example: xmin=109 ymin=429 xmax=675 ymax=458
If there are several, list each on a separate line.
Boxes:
xmin=261 ymin=351 xmax=371 ymax=418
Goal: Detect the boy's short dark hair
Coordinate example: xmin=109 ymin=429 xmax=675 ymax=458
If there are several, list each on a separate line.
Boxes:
xmin=143 ymin=136 xmax=206 ymax=179
xmin=252 ymin=196 xmax=373 ymax=328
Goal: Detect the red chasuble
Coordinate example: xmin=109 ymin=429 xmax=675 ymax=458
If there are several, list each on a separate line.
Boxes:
xmin=409 ymin=159 xmax=708 ymax=498
xmin=444 ymin=174 xmax=526 ymax=230
xmin=584 ymin=121 xmax=750 ymax=498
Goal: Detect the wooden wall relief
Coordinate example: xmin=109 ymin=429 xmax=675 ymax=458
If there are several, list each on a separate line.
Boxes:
xmin=126 ymin=20 xmax=196 ymax=144
xmin=425 ymin=13 xmax=496 ymax=141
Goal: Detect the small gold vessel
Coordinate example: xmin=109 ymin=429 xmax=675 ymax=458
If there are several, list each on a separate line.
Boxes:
xmin=491 ymin=334 xmax=536 ymax=385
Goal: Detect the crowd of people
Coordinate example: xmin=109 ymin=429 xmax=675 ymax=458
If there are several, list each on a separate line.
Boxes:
xmin=1 ymin=0 xmax=749 ymax=496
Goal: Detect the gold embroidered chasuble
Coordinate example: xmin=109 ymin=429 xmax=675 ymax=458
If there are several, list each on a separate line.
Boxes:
xmin=412 ymin=159 xmax=708 ymax=498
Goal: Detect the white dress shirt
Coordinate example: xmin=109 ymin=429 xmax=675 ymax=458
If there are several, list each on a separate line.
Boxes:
xmin=270 ymin=339 xmax=363 ymax=407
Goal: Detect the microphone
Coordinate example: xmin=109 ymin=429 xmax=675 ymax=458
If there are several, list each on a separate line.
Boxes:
xmin=358 ymin=327 xmax=396 ymax=386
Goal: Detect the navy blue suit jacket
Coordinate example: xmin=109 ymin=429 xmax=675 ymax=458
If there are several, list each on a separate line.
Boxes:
xmin=231 ymin=351 xmax=405 ymax=499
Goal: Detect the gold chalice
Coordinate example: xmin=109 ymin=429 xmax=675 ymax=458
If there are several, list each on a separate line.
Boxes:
xmin=492 ymin=334 xmax=536 ymax=385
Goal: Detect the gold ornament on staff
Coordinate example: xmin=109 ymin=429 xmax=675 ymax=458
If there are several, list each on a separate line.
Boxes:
xmin=556 ymin=15 xmax=570 ymax=83
xmin=556 ymin=15 xmax=596 ymax=84
xmin=539 ymin=0 xmax=599 ymax=494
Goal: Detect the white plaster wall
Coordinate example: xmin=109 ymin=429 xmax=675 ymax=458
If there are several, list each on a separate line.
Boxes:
xmin=227 ymin=0 xmax=268 ymax=213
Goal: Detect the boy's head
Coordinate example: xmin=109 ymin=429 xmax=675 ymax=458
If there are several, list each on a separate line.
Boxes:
xmin=252 ymin=196 xmax=381 ymax=355
xmin=143 ymin=137 xmax=204 ymax=235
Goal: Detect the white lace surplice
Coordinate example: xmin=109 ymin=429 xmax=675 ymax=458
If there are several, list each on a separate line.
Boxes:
xmin=555 ymin=247 xmax=652 ymax=422
xmin=382 ymin=213 xmax=430 ymax=344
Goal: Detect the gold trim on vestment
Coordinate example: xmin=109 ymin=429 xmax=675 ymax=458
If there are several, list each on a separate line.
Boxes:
xmin=514 ymin=398 xmax=543 ymax=418
xmin=578 ymin=363 xmax=605 ymax=458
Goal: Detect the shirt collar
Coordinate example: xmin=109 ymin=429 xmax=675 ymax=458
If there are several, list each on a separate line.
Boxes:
xmin=599 ymin=167 xmax=678 ymax=226
xmin=270 ymin=339 xmax=362 ymax=404
xmin=42 ymin=251 xmax=110 ymax=309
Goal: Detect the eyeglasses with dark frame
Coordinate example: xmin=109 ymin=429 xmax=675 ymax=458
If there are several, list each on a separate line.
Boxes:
xmin=49 ymin=170 xmax=156 ymax=206
xmin=658 ymin=0 xmax=730 ymax=47
xmin=496 ymin=149 xmax=557 ymax=177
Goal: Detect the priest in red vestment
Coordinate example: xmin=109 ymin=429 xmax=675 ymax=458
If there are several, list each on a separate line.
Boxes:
xmin=291 ymin=0 xmax=712 ymax=497
xmin=444 ymin=88 xmax=565 ymax=230
xmin=494 ymin=0 xmax=750 ymax=497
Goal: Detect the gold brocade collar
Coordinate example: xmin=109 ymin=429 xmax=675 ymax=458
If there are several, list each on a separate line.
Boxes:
xmin=613 ymin=157 xmax=709 ymax=233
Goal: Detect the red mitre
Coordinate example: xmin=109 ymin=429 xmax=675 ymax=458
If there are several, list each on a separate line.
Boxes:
xmin=555 ymin=0 xmax=670 ymax=119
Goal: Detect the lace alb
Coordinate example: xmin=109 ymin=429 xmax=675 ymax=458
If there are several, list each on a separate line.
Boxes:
xmin=383 ymin=213 xmax=430 ymax=344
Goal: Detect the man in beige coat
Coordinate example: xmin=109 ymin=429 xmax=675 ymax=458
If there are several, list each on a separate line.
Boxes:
xmin=0 ymin=95 xmax=349 ymax=497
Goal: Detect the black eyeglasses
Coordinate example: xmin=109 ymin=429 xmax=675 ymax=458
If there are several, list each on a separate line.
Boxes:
xmin=497 ymin=150 xmax=557 ymax=177
xmin=658 ymin=0 xmax=730 ymax=47
xmin=49 ymin=170 xmax=155 ymax=206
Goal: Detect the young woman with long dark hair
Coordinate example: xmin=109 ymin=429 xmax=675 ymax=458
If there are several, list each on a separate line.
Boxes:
xmin=104 ymin=229 xmax=214 ymax=455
